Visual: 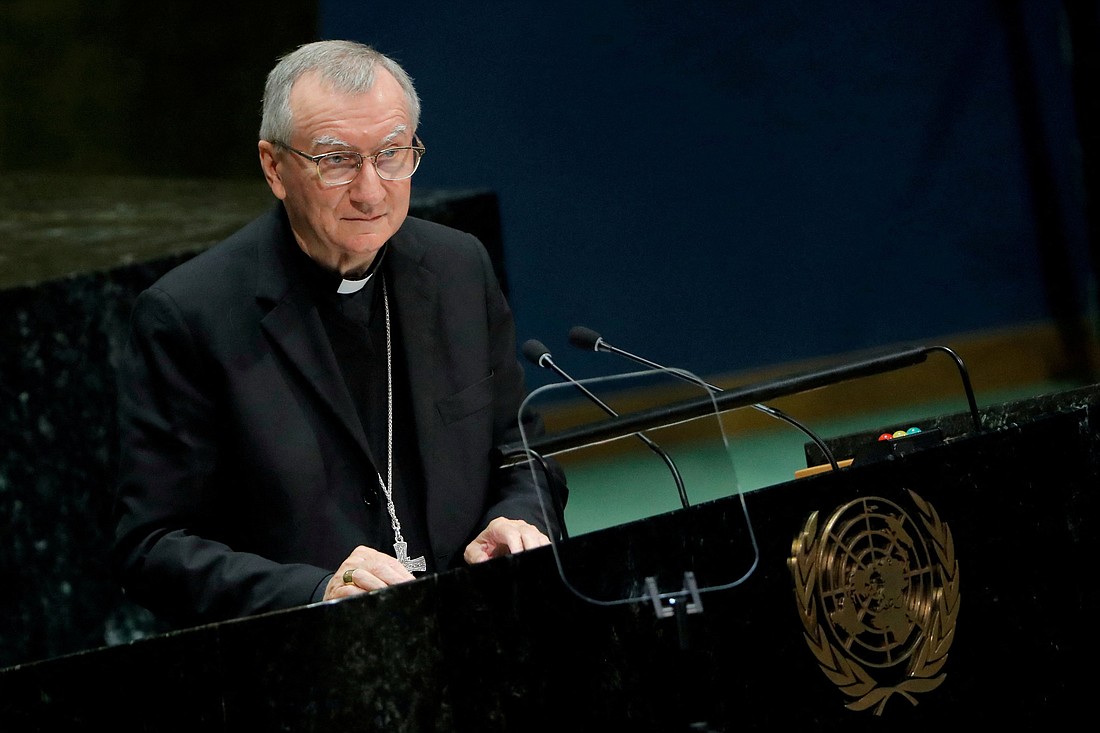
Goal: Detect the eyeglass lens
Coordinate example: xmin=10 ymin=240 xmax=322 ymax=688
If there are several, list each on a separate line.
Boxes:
xmin=317 ymin=148 xmax=420 ymax=183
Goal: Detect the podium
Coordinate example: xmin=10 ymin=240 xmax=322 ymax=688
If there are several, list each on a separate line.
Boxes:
xmin=1 ymin=379 xmax=1096 ymax=730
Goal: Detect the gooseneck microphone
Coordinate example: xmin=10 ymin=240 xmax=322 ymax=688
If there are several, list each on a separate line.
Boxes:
xmin=521 ymin=339 xmax=690 ymax=508
xmin=567 ymin=326 xmax=841 ymax=472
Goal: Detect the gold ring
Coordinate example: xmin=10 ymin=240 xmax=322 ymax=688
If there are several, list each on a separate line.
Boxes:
xmin=342 ymin=568 xmax=356 ymax=585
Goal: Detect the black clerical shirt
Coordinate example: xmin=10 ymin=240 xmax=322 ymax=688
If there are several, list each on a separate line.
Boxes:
xmin=302 ymin=248 xmax=433 ymax=573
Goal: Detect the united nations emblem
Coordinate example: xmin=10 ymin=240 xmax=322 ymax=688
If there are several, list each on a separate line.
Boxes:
xmin=788 ymin=489 xmax=960 ymax=715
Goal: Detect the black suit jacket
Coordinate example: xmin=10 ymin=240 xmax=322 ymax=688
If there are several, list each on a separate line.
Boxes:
xmin=112 ymin=204 xmax=558 ymax=627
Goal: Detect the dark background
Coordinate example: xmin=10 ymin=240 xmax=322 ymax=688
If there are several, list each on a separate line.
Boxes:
xmin=322 ymin=1 xmax=1100 ymax=386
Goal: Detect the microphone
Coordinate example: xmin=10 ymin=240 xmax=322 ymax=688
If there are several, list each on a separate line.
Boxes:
xmin=567 ymin=326 xmax=841 ymax=472
xmin=521 ymin=339 xmax=690 ymax=508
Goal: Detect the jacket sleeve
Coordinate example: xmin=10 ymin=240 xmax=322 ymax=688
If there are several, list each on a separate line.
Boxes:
xmin=111 ymin=286 xmax=330 ymax=628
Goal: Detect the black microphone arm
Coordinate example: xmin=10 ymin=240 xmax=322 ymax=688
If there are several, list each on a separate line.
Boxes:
xmin=567 ymin=326 xmax=841 ymax=472
xmin=498 ymin=340 xmax=982 ymax=467
xmin=521 ymin=339 xmax=691 ymax=509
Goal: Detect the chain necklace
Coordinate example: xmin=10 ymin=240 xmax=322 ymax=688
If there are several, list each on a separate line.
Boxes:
xmin=376 ymin=275 xmax=426 ymax=572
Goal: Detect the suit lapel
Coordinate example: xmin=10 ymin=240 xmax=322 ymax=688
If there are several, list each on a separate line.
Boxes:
xmin=387 ymin=239 xmax=441 ymax=459
xmin=254 ymin=207 xmax=373 ymax=459
xmin=388 ymin=233 xmax=464 ymax=558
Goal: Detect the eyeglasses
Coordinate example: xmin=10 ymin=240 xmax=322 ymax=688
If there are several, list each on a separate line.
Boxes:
xmin=274 ymin=136 xmax=425 ymax=185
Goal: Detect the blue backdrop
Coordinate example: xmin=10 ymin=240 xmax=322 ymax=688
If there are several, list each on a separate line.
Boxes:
xmin=321 ymin=1 xmax=1092 ymax=388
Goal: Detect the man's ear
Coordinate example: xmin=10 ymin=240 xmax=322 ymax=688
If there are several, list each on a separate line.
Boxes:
xmin=258 ymin=140 xmax=288 ymax=200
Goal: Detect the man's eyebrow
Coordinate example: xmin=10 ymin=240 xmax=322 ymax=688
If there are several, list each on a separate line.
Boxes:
xmin=313 ymin=134 xmax=354 ymax=148
xmin=312 ymin=125 xmax=409 ymax=150
xmin=381 ymin=125 xmax=408 ymax=146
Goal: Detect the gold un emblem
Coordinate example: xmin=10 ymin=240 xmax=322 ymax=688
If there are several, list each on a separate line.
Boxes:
xmin=788 ymin=489 xmax=960 ymax=715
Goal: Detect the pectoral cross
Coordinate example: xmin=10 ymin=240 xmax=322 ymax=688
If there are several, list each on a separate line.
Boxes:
xmin=394 ymin=541 xmax=426 ymax=572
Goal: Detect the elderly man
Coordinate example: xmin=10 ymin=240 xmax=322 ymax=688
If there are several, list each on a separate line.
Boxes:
xmin=112 ymin=40 xmax=559 ymax=627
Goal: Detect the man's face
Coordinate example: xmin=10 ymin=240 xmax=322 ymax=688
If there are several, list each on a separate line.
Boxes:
xmin=258 ymin=69 xmax=415 ymax=275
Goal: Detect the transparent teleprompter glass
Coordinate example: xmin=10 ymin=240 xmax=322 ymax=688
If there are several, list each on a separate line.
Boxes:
xmin=509 ymin=367 xmax=760 ymax=612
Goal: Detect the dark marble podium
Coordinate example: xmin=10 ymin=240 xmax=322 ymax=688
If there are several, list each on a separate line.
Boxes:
xmin=0 ymin=381 xmax=1096 ymax=730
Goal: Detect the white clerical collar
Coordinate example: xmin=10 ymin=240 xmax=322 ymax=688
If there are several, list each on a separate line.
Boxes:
xmin=335 ymin=247 xmax=387 ymax=295
xmin=337 ymin=270 xmax=375 ymax=295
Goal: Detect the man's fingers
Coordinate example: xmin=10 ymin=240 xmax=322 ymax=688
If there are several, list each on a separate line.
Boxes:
xmin=326 ymin=546 xmax=417 ymax=600
xmin=523 ymin=527 xmax=551 ymax=550
xmin=463 ymin=518 xmax=551 ymax=565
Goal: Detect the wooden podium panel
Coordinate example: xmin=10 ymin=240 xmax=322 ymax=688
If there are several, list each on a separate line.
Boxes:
xmin=1 ymin=385 xmax=1096 ymax=731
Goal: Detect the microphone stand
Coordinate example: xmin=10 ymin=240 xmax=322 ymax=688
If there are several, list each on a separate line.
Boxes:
xmin=569 ymin=326 xmax=841 ymax=472
xmin=523 ymin=340 xmax=691 ymax=509
xmin=499 ymin=343 xmax=981 ymax=466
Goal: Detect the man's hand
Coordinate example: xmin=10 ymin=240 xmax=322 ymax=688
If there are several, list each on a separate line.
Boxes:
xmin=322 ymin=545 xmax=417 ymax=601
xmin=463 ymin=517 xmax=551 ymax=564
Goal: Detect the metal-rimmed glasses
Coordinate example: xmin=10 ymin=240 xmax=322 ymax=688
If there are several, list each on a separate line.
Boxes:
xmin=274 ymin=136 xmax=425 ymax=185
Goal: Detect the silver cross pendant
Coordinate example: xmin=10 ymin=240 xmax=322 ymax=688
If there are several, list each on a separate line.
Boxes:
xmin=394 ymin=541 xmax=426 ymax=572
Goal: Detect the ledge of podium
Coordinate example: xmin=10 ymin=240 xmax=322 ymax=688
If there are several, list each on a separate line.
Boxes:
xmin=0 ymin=382 xmax=1096 ymax=730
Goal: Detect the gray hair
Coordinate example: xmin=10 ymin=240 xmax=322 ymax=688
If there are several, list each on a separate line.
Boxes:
xmin=259 ymin=40 xmax=421 ymax=142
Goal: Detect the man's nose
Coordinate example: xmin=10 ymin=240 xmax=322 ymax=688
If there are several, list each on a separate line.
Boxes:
xmin=348 ymin=160 xmax=386 ymax=203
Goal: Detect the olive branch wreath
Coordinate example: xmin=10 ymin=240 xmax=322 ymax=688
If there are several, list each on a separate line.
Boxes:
xmin=788 ymin=489 xmax=960 ymax=715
